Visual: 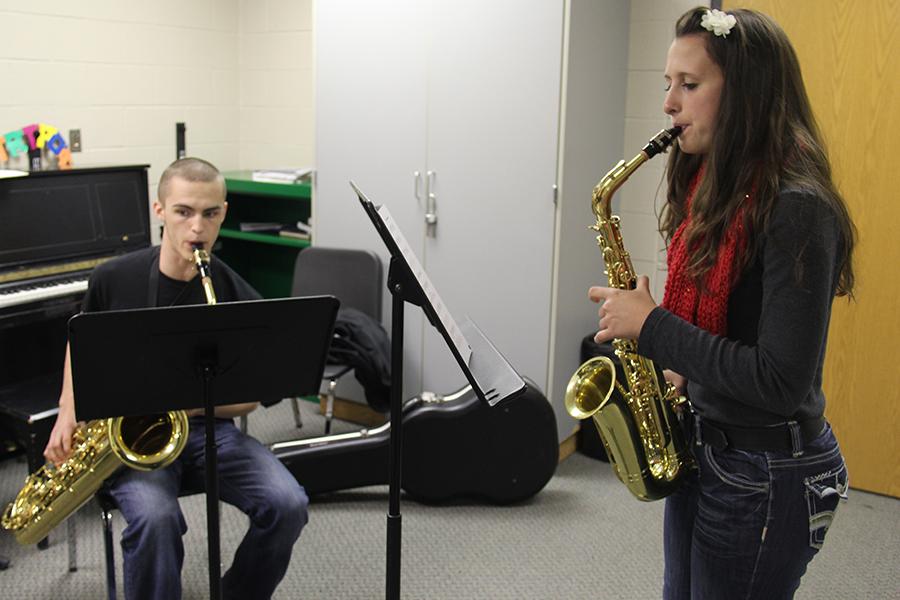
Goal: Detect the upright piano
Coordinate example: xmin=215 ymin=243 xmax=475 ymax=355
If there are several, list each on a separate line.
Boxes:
xmin=0 ymin=165 xmax=151 ymax=474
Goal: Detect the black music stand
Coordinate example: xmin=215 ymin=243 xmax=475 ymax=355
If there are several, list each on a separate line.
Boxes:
xmin=68 ymin=296 xmax=339 ymax=600
xmin=353 ymin=182 xmax=526 ymax=600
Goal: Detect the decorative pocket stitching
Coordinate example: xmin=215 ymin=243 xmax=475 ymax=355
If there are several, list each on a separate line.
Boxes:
xmin=703 ymin=445 xmax=769 ymax=492
xmin=804 ymin=463 xmax=848 ymax=549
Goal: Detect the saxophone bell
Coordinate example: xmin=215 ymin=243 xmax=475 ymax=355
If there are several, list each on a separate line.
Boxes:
xmin=2 ymin=412 xmax=191 ymax=545
xmin=565 ymin=356 xmax=616 ymax=420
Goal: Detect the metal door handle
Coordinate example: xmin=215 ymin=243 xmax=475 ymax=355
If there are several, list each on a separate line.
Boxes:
xmin=425 ymin=195 xmax=437 ymax=224
xmin=425 ymin=171 xmax=437 ymax=237
xmin=414 ymin=171 xmax=422 ymax=201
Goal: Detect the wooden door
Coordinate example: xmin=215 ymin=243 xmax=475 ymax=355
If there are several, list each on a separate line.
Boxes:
xmin=724 ymin=0 xmax=900 ymax=497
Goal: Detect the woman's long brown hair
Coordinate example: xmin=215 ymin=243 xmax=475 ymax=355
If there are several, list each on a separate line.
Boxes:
xmin=662 ymin=7 xmax=856 ymax=297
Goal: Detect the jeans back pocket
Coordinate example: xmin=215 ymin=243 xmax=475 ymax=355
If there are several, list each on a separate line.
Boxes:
xmin=804 ymin=463 xmax=848 ymax=549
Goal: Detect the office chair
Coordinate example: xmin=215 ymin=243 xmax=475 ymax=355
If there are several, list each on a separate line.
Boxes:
xmin=289 ymin=247 xmax=384 ymax=433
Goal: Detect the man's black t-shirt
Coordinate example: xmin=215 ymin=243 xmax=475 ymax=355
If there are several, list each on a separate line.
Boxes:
xmin=83 ymin=246 xmax=261 ymax=312
xmin=157 ymin=271 xmax=202 ymax=307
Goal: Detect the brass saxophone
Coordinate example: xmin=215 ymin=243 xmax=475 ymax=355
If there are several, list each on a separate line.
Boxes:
xmin=1 ymin=246 xmax=216 ymax=544
xmin=565 ymin=127 xmax=692 ymax=501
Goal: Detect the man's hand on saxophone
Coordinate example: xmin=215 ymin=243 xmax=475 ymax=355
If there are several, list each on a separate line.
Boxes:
xmin=589 ymin=275 xmax=657 ymax=343
xmin=44 ymin=342 xmax=80 ymax=466
xmin=45 ymin=406 xmax=77 ymax=466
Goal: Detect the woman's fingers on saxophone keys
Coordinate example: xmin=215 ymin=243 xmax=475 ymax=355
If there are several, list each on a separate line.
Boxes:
xmin=595 ymin=311 xmax=617 ymax=344
xmin=588 ymin=279 xmax=655 ymax=341
xmin=588 ymin=286 xmax=611 ymax=303
xmin=663 ymin=369 xmax=687 ymax=394
xmin=594 ymin=327 xmax=613 ymax=344
xmin=590 ymin=286 xmax=614 ymax=343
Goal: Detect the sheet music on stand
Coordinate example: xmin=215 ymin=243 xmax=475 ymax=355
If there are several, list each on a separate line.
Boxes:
xmin=375 ymin=204 xmax=471 ymax=365
xmin=352 ymin=181 xmax=524 ymax=407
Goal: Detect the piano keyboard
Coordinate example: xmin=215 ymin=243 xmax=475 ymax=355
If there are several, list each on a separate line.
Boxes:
xmin=0 ymin=276 xmax=89 ymax=310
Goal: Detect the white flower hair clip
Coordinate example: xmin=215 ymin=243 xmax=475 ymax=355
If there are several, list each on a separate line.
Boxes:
xmin=701 ymin=9 xmax=737 ymax=38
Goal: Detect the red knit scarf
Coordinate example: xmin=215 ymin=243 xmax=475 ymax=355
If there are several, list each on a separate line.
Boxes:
xmin=661 ymin=167 xmax=750 ymax=336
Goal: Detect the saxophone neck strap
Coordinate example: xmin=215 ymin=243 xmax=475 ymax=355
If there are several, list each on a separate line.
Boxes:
xmin=147 ymin=245 xmax=161 ymax=307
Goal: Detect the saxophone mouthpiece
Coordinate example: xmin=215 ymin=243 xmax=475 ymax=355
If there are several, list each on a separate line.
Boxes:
xmin=643 ymin=126 xmax=682 ymax=159
xmin=191 ymin=244 xmax=212 ymax=279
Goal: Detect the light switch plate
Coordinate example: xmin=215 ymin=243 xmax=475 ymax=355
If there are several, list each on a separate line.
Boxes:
xmin=69 ymin=129 xmax=82 ymax=152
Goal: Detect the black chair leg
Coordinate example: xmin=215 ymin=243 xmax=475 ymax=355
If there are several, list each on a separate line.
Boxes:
xmin=67 ymin=519 xmax=77 ymax=572
xmin=290 ymin=397 xmax=304 ymax=429
xmin=101 ymin=505 xmax=117 ymax=600
xmin=324 ymin=378 xmax=338 ymax=435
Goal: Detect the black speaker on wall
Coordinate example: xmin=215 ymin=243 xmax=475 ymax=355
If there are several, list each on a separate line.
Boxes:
xmin=176 ymin=122 xmax=186 ymax=160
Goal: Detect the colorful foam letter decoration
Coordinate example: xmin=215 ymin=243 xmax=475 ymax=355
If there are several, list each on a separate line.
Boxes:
xmin=37 ymin=124 xmax=59 ymax=149
xmin=46 ymin=132 xmax=67 ymax=154
xmin=57 ymin=147 xmax=73 ymax=169
xmin=21 ymin=124 xmax=40 ymax=150
xmin=1 ymin=123 xmax=71 ymax=167
xmin=3 ymin=131 xmax=29 ymax=157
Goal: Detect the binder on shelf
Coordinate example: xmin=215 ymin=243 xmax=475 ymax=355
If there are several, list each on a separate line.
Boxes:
xmin=251 ymin=167 xmax=313 ymax=184
xmin=278 ymin=227 xmax=310 ymax=240
xmin=239 ymin=222 xmax=282 ymax=232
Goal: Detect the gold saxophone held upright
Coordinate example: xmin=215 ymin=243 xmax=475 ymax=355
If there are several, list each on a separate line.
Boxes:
xmin=1 ymin=246 xmax=216 ymax=544
xmin=565 ymin=126 xmax=693 ymax=502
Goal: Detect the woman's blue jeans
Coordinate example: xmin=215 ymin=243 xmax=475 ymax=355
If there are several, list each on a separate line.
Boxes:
xmin=106 ymin=418 xmax=309 ymax=600
xmin=663 ymin=422 xmax=848 ymax=600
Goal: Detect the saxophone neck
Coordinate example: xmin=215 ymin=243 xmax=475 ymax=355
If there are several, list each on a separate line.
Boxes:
xmin=592 ymin=154 xmax=649 ymax=218
xmin=590 ymin=126 xmax=681 ymax=219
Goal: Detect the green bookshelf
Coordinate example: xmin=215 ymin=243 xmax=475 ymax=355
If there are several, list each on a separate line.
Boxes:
xmin=221 ymin=170 xmax=312 ymax=199
xmin=216 ymin=171 xmax=312 ymax=298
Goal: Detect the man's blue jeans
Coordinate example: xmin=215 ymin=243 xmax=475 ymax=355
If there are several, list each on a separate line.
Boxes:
xmin=106 ymin=417 xmax=309 ymax=600
xmin=663 ymin=422 xmax=848 ymax=600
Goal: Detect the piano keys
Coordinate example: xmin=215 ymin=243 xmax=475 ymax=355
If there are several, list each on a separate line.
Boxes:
xmin=0 ymin=258 xmax=106 ymax=324
xmin=0 ymin=275 xmax=89 ymax=309
xmin=0 ymin=165 xmax=151 ymax=470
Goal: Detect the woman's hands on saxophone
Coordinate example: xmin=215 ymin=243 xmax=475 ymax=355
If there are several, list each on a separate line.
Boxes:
xmin=590 ymin=275 xmax=657 ymax=343
xmin=663 ymin=370 xmax=687 ymax=395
